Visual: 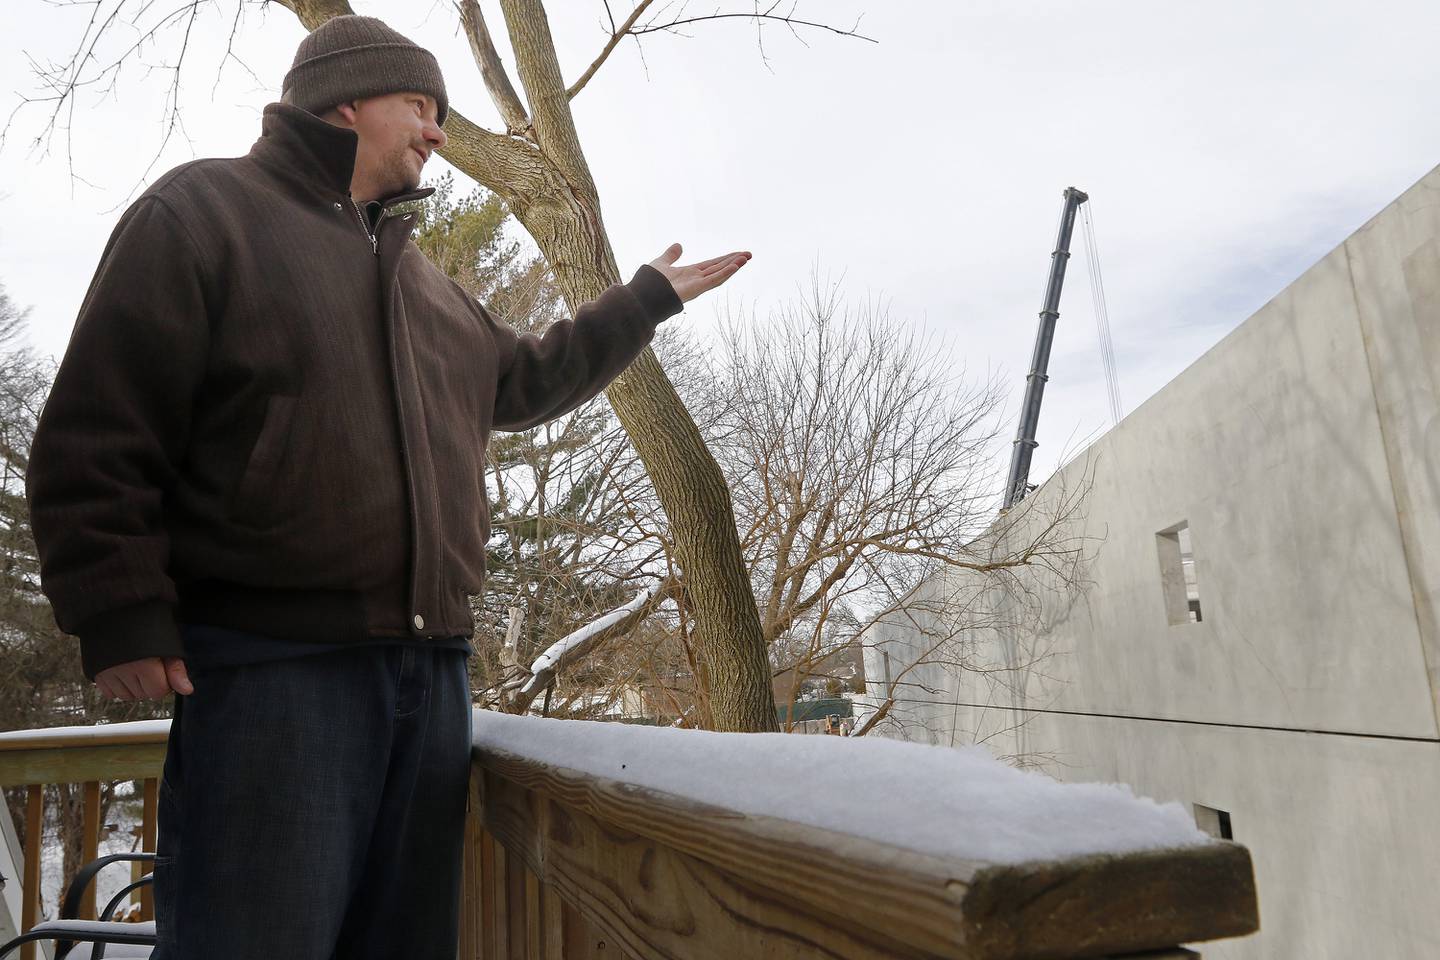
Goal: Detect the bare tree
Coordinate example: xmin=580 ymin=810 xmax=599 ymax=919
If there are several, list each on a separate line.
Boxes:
xmin=490 ymin=273 xmax=1095 ymax=740
xmin=700 ymin=275 xmax=1093 ymax=734
xmin=8 ymin=0 xmax=876 ymax=732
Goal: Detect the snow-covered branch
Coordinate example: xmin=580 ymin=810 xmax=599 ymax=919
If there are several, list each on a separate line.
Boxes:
xmin=509 ymin=577 xmax=675 ymax=712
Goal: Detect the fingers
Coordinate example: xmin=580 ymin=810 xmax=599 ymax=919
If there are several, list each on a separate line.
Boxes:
xmin=95 ymin=658 xmax=186 ymax=701
xmin=164 ymin=657 xmax=194 ymax=696
xmin=95 ymin=675 xmax=122 ymax=700
xmin=134 ymin=662 xmax=172 ymax=700
xmin=694 ymin=251 xmax=751 ymax=273
xmin=700 ymin=254 xmax=750 ymax=280
xmin=709 ymin=261 xmax=743 ymax=289
xmin=694 ymin=258 xmax=746 ymax=294
xmin=108 ymin=669 xmax=145 ymax=701
xmin=653 ymin=242 xmax=682 ymax=266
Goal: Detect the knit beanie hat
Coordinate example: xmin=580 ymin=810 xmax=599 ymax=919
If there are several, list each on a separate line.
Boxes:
xmin=281 ymin=15 xmax=449 ymax=127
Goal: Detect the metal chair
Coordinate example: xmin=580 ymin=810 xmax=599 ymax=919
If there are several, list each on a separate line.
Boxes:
xmin=0 ymin=853 xmax=156 ymax=959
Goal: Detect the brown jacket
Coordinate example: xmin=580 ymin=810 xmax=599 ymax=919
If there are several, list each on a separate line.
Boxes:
xmin=26 ymin=103 xmax=683 ymax=679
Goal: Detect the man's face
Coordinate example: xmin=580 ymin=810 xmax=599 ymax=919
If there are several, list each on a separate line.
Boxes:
xmin=337 ymin=91 xmax=447 ymax=198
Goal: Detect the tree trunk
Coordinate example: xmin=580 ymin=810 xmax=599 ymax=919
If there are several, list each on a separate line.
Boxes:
xmin=277 ymin=0 xmax=778 ymax=731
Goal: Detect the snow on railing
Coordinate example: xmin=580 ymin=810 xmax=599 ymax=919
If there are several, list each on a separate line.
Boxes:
xmin=475 ymin=711 xmax=1205 ymax=864
xmin=464 ymin=711 xmax=1260 ymax=959
xmin=0 ymin=705 xmax=1261 ymax=959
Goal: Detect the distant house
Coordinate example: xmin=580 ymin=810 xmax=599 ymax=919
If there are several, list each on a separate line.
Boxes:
xmin=773 ymin=645 xmax=865 ymax=729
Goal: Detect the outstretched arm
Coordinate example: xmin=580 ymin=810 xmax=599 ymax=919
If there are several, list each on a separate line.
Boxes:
xmin=489 ymin=243 xmax=751 ymax=432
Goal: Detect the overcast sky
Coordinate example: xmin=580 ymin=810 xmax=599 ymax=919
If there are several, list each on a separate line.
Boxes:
xmin=3 ymin=0 xmax=1440 ymax=487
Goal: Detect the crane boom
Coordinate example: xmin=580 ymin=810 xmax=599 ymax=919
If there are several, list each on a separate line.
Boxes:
xmin=1003 ymin=186 xmax=1089 ymax=510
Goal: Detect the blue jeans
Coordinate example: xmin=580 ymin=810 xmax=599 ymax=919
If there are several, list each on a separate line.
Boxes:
xmin=151 ymin=638 xmax=472 ymax=959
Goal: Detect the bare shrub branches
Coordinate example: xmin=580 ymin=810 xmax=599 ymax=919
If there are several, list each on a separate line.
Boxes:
xmin=850 ymin=459 xmax=1098 ymax=759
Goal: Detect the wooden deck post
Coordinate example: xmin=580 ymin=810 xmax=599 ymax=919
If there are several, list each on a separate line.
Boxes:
xmin=480 ymin=827 xmax=497 ymax=960
xmin=21 ymin=785 xmax=42 ymax=960
xmin=491 ymin=834 xmax=510 ymax=960
xmin=79 ymin=780 xmax=100 ymax=920
xmin=141 ymin=777 xmax=158 ymax=920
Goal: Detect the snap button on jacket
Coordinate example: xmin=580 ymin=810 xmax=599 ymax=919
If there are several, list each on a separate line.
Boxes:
xmin=26 ymin=102 xmax=684 ymax=679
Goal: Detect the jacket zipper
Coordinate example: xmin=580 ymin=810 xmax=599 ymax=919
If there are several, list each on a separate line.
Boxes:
xmin=350 ymin=197 xmax=379 ymax=255
xmin=344 ymin=193 xmax=422 ymax=629
xmin=361 ymin=197 xmax=423 ymax=632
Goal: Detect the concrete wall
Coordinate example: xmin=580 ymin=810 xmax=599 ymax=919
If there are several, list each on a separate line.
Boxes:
xmin=869 ymin=164 xmax=1440 ymax=958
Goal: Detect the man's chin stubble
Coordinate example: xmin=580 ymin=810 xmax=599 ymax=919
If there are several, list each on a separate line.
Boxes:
xmin=387 ymin=154 xmax=422 ymax=195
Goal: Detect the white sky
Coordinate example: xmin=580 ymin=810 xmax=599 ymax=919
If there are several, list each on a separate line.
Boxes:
xmin=3 ymin=0 xmax=1440 ymax=485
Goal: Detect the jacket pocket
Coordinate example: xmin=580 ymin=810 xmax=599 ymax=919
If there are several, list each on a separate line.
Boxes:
xmin=231 ymin=393 xmax=299 ymax=527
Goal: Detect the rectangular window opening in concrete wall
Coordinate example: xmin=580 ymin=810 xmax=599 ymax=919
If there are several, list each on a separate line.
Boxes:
xmin=1157 ymin=521 xmax=1203 ymax=624
xmin=1193 ymin=803 xmax=1233 ymax=840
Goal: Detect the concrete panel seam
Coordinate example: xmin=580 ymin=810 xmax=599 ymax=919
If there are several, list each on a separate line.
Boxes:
xmin=914 ymin=698 xmax=1440 ymax=744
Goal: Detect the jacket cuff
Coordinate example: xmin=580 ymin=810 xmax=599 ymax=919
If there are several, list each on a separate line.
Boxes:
xmin=627 ymin=264 xmax=685 ymax=324
xmin=77 ymin=599 xmax=185 ymax=681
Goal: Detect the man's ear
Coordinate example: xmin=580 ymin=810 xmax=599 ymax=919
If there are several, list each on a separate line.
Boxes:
xmin=333 ymin=100 xmax=360 ymax=125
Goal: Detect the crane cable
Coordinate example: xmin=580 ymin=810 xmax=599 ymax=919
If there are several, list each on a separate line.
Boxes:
xmin=1079 ymin=202 xmax=1124 ymax=425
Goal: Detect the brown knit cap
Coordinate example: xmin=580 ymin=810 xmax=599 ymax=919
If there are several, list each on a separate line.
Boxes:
xmin=281 ymin=15 xmax=448 ymax=127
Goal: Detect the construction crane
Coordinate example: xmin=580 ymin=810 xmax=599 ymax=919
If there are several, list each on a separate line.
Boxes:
xmin=1002 ymin=186 xmax=1088 ymax=510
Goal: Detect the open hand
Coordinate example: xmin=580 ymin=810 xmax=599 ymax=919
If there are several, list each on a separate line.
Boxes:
xmin=96 ymin=656 xmax=193 ymax=700
xmin=647 ymin=243 xmax=751 ymax=303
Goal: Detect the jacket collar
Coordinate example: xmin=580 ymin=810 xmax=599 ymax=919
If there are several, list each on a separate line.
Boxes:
xmin=248 ymin=102 xmax=435 ymax=209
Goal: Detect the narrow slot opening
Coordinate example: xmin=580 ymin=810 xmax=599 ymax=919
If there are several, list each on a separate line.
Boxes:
xmin=1193 ymin=803 xmax=1233 ymax=840
xmin=1157 ymin=521 xmax=1203 ymax=625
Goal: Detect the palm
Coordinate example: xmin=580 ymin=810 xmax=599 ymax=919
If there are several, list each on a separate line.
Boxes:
xmin=647 ymin=243 xmax=751 ymax=304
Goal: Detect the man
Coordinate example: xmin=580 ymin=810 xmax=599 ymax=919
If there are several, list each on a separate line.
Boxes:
xmin=25 ymin=14 xmax=750 ymax=958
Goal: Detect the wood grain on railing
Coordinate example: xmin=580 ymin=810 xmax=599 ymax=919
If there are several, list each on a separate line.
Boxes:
xmin=464 ymin=745 xmax=1259 ymax=960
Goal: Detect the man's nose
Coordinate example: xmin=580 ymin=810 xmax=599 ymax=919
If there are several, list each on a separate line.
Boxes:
xmin=426 ymin=122 xmax=448 ymax=151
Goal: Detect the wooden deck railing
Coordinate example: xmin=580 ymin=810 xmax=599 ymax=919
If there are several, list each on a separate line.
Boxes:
xmin=0 ymin=720 xmax=168 ymax=960
xmin=463 ymin=739 xmax=1258 ymax=960
xmin=0 ymin=719 xmax=1259 ymax=959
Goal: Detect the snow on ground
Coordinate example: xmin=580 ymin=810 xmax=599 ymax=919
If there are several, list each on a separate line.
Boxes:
xmin=38 ymin=799 xmax=147 ymax=924
xmin=473 ymin=710 xmax=1209 ymax=866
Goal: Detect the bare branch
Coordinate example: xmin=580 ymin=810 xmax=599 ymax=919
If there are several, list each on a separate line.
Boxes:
xmin=4 ymin=0 xmax=215 ymax=199
xmin=565 ymin=0 xmax=653 ymax=100
xmin=267 ymin=0 xmax=355 ymax=29
xmin=211 ymin=0 xmax=265 ymax=100
xmin=507 ymin=576 xmax=678 ymax=713
xmin=568 ymin=0 xmax=873 ymax=100
xmin=631 ymin=7 xmax=876 ymax=44
xmin=495 ymin=0 xmax=600 ymax=199
xmin=457 ymin=0 xmax=532 ymax=135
